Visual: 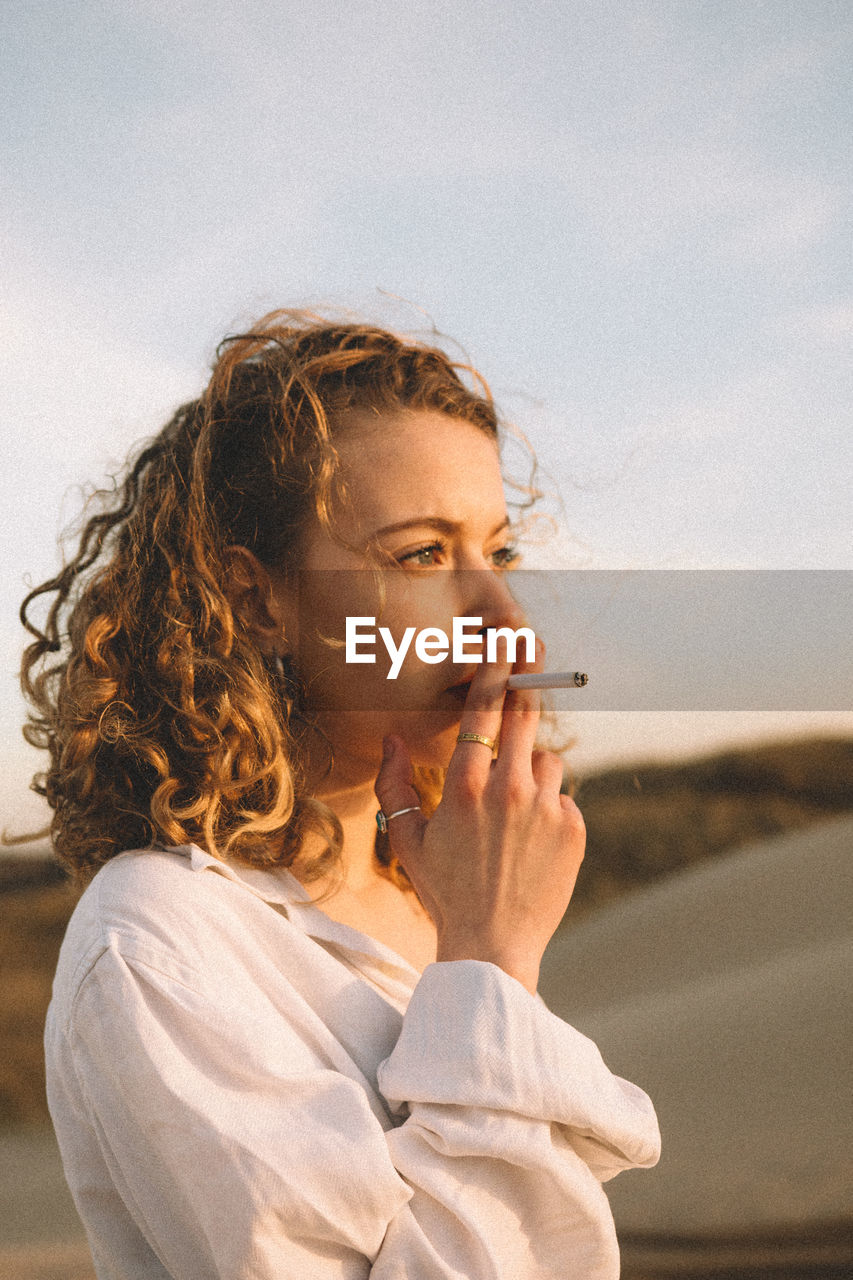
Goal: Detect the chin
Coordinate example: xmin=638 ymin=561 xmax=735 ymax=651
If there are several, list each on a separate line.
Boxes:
xmin=326 ymin=704 xmax=462 ymax=772
xmin=400 ymin=717 xmax=461 ymax=771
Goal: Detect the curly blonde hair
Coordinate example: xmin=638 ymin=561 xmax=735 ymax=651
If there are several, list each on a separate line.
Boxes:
xmin=19 ymin=309 xmax=511 ymax=882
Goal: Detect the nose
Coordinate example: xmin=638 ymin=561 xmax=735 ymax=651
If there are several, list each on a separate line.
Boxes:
xmin=458 ymin=568 xmax=527 ymax=637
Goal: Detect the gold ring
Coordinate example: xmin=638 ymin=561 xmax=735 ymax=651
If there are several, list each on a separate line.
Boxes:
xmin=456 ymin=732 xmax=496 ymax=751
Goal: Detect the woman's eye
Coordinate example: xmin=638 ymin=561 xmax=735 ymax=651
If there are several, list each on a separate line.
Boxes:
xmin=397 ymin=541 xmax=519 ymax=569
xmin=490 ymin=544 xmax=520 ymax=569
xmin=399 ymin=542 xmax=445 ymax=567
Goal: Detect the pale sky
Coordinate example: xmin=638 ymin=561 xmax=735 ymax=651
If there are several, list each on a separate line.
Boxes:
xmin=2 ymin=1 xmax=851 ymax=833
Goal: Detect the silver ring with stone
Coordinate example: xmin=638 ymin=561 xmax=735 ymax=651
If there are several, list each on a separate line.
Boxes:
xmin=375 ymin=806 xmax=421 ymax=834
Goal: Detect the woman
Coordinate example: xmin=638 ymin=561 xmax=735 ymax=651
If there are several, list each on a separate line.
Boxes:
xmin=24 ymin=311 xmax=660 ymax=1278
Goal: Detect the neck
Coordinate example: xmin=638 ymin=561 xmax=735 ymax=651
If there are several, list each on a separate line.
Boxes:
xmin=301 ymin=746 xmax=386 ymax=892
xmin=294 ymin=739 xmax=438 ymax=973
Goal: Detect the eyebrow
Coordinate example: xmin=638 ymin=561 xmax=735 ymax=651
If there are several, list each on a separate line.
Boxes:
xmin=370 ymin=516 xmax=513 ymax=541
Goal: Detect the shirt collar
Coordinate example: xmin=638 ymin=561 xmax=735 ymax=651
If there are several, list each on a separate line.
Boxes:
xmin=164 ymin=843 xmax=305 ymax=910
xmin=166 ymin=843 xmax=420 ymax=984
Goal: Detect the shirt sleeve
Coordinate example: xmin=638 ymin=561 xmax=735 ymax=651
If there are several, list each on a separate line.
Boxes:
xmin=63 ymin=945 xmax=659 ymax=1280
xmin=375 ymin=961 xmax=660 ymax=1278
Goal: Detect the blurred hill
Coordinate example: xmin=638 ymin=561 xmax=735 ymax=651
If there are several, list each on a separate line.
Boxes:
xmin=565 ymin=735 xmax=853 ymax=918
xmin=1 ymin=735 xmax=851 ymax=1126
xmin=1 ymin=874 xmax=79 ymax=1126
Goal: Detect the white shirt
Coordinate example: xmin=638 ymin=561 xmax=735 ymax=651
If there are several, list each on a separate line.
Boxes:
xmin=45 ymin=845 xmax=660 ymax=1278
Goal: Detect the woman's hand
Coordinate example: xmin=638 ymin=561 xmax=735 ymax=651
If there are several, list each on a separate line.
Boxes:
xmin=374 ymin=642 xmax=586 ymax=995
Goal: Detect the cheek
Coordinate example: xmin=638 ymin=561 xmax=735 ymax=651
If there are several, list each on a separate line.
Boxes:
xmin=294 ymin=577 xmax=460 ymax=709
xmin=385 ymin=586 xmax=460 ymax=677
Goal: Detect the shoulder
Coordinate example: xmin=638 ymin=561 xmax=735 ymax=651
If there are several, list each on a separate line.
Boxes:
xmin=64 ymin=846 xmax=224 ymax=945
xmin=50 ymin=846 xmax=298 ymax=1018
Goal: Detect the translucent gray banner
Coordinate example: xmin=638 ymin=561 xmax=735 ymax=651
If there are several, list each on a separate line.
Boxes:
xmin=288 ymin=571 xmax=852 ymax=712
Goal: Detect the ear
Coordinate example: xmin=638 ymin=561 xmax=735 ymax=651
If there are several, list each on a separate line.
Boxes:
xmin=222 ymin=546 xmax=292 ymax=654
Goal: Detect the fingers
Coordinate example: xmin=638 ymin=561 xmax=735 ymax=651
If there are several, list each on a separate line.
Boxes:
xmin=445 ymin=642 xmax=513 ymax=784
xmin=530 ymin=749 xmax=565 ymax=796
xmin=491 ymin=636 xmax=545 ymax=778
xmin=559 ymin=791 xmax=586 ymax=846
xmin=374 ymin=735 xmax=427 ymax=849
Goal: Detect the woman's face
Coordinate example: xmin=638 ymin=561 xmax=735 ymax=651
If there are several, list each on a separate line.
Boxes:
xmin=275 ymin=409 xmax=526 ymax=773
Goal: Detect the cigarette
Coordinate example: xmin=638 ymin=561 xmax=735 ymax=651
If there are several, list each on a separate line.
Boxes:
xmin=506 ymin=671 xmax=589 ymax=690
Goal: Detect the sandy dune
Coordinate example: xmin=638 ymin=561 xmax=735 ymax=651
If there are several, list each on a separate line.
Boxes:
xmin=539 ymin=814 xmax=853 ymax=1254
